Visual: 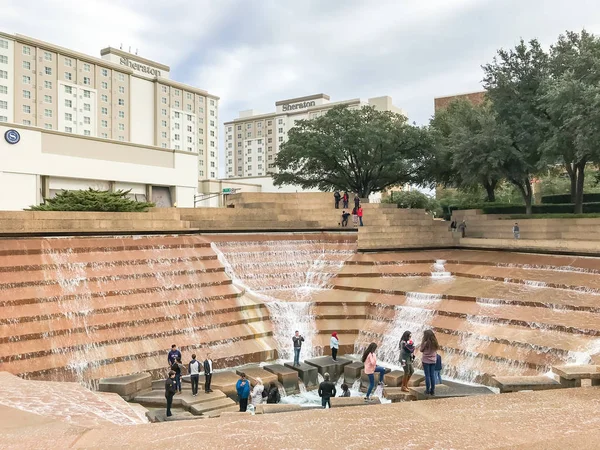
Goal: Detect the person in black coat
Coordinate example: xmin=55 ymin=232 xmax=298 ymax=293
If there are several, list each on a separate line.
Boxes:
xmin=266 ymin=382 xmax=281 ymax=404
xmin=318 ymin=372 xmax=337 ymax=408
xmin=204 ymin=353 xmax=213 ymax=393
xmin=165 ymin=370 xmax=177 ymax=417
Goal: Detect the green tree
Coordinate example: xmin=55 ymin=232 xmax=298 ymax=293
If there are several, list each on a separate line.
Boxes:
xmin=483 ymin=39 xmax=549 ymax=214
xmin=430 ymin=100 xmax=507 ymax=202
xmin=541 ymin=30 xmax=600 ymax=213
xmin=29 ymin=189 xmax=155 ymax=212
xmin=273 ymin=105 xmax=434 ymax=198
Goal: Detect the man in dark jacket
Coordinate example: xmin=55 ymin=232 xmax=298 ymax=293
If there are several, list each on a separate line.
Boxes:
xmin=334 ymin=191 xmax=341 ymax=209
xmin=318 ymin=372 xmax=337 ymax=408
xmin=204 ymin=353 xmax=213 ymax=393
xmin=266 ymin=382 xmax=281 ymax=404
xmin=165 ymin=370 xmax=177 ymax=417
xmin=292 ymin=331 xmax=304 ymax=366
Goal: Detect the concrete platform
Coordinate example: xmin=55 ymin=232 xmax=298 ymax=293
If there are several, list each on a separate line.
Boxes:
xmin=133 ymin=389 xmax=226 ymax=408
xmin=263 ymin=364 xmax=300 ymax=394
xmin=203 ymin=371 xmax=241 ymax=396
xmin=189 ymin=397 xmax=237 ymax=415
xmin=343 ymin=361 xmax=364 ymax=384
xmin=255 ymin=404 xmax=303 ymax=414
xmin=304 ymin=356 xmax=352 ymax=382
xmin=98 ymin=372 xmax=152 ymax=400
xmin=492 ymin=376 xmax=562 ymax=393
xmin=382 ymin=387 xmax=417 ymax=402
xmin=284 ymin=362 xmax=318 ymax=389
xmin=145 ymin=410 xmax=204 ymax=423
xmin=384 ymin=370 xmax=404 ymax=387
xmin=330 ymin=396 xmax=382 ymax=408
xmin=235 ymin=366 xmax=278 ymax=387
xmin=553 ymin=365 xmax=600 ymax=380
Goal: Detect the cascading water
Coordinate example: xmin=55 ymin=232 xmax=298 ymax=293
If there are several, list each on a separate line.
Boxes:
xmin=212 ymin=239 xmax=356 ymax=361
xmin=431 ymin=259 xmax=452 ymax=279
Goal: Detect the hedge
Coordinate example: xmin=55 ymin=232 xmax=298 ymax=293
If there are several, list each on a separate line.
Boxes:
xmin=480 ymin=202 xmax=600 ymax=215
xmin=541 ymin=193 xmax=600 ymax=204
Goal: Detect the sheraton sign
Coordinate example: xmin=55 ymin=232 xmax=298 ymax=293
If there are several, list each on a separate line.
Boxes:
xmin=119 ymin=57 xmax=162 ymax=77
xmin=281 ymin=100 xmax=316 ymax=112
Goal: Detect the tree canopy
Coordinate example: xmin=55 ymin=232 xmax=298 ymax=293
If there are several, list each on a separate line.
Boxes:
xmin=273 ymin=105 xmax=434 ymax=198
xmin=29 ymin=189 xmax=155 ymax=212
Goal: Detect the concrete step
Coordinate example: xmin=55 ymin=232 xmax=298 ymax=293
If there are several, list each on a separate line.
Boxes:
xmin=189 ymin=397 xmax=237 ymax=415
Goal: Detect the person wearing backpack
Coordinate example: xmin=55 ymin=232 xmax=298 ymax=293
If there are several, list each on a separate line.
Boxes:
xmin=266 ymin=382 xmax=281 ymax=404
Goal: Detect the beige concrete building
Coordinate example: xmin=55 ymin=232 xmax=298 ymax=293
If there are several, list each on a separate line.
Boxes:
xmin=223 ymin=94 xmax=403 ymax=179
xmin=0 ymin=32 xmax=219 ymax=181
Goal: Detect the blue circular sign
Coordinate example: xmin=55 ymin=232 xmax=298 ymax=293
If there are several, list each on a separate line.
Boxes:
xmin=4 ymin=129 xmax=20 ymax=145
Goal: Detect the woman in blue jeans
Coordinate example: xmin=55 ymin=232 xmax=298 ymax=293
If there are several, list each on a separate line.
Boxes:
xmin=361 ymin=342 xmax=386 ymax=401
xmin=419 ymin=330 xmax=439 ymax=396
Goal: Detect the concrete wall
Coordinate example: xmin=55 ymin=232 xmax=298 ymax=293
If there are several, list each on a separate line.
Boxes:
xmin=129 ymin=76 xmax=154 ymax=146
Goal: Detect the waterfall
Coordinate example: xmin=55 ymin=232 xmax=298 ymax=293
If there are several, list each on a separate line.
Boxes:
xmin=431 ymin=259 xmax=451 ymax=279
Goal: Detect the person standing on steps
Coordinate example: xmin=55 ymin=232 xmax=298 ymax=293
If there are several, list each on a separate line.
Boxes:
xmin=203 ymin=353 xmax=213 ymax=393
xmin=354 ymin=193 xmax=360 ymax=209
xmin=399 ymin=331 xmax=415 ymax=392
xmin=318 ymin=372 xmax=337 ymax=409
xmin=343 ymin=191 xmax=349 ymax=209
xmin=352 ymin=206 xmax=359 ymax=227
xmin=334 ymin=190 xmax=341 ymax=209
xmin=236 ymin=372 xmax=251 ymax=412
xmin=458 ymin=220 xmax=467 ymax=238
xmin=165 ymin=370 xmax=177 ymax=417
xmin=513 ymin=222 xmax=520 ymax=239
xmin=167 ymin=344 xmax=181 ymax=367
xmin=292 ymin=330 xmax=304 ymax=366
xmin=330 ymin=332 xmax=339 ymax=361
xmin=420 ymin=329 xmax=440 ymax=396
xmin=357 ymin=205 xmax=364 ymax=227
xmin=250 ymin=377 xmax=264 ymax=407
xmin=341 ymin=210 xmax=350 ymax=227
xmin=171 ymin=356 xmax=184 ymax=394
xmin=362 ymin=342 xmax=386 ymax=401
xmin=188 ymin=353 xmax=201 ymax=397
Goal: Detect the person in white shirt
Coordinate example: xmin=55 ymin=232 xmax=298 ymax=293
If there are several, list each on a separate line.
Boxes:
xmin=250 ymin=377 xmax=265 ymax=406
xmin=330 ymin=332 xmax=339 ymax=361
xmin=188 ymin=354 xmax=201 ymax=396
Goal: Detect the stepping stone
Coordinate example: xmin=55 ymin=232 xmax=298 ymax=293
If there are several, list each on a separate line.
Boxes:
xmin=553 ymin=365 xmax=600 ymax=386
xmin=235 ymin=366 xmax=278 ymax=387
xmin=304 ymin=356 xmax=352 ymax=382
xmin=145 ymin=410 xmax=204 ymax=423
xmin=344 ymin=361 xmax=364 ymax=384
xmin=409 ymin=384 xmax=451 ymax=400
xmin=284 ymin=362 xmax=318 ymax=389
xmin=330 ymin=396 xmax=382 ymax=408
xmin=202 ymin=371 xmax=240 ymax=397
xmin=382 ymin=387 xmax=417 ymax=402
xmin=492 ymin=376 xmax=562 ymax=393
xmin=263 ymin=364 xmax=300 ymax=394
xmin=384 ymin=370 xmax=404 ymax=387
xmin=204 ymin=405 xmax=243 ymax=418
xmin=180 ymin=390 xmax=226 ymax=408
xmin=359 ymin=368 xmax=391 ymax=390
xmin=407 ymin=374 xmax=425 ymax=387
xmin=255 ymin=404 xmax=303 ymax=414
xmin=98 ymin=373 xmax=152 ymax=400
xmin=189 ymin=397 xmax=237 ymax=415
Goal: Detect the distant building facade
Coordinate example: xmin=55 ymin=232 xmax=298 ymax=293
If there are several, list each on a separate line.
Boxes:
xmin=434 ymin=91 xmax=486 ymax=112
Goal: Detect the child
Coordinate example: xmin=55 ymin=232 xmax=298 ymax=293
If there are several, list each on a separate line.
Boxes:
xmin=435 ymin=353 xmax=443 ymax=385
xmin=340 ymin=383 xmax=351 ymax=397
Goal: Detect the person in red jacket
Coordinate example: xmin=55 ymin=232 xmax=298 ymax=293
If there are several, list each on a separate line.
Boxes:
xmin=357 ymin=205 xmax=364 ymax=226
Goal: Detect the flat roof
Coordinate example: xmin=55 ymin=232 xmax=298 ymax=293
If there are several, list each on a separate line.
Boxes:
xmin=275 ymin=93 xmax=330 ymax=106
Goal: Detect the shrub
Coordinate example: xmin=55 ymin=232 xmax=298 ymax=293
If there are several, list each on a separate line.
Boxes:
xmin=541 ymin=193 xmax=600 ymax=204
xmin=29 ymin=189 xmax=155 ymax=212
xmin=477 ymin=202 xmax=600 ymax=215
xmin=385 ymin=190 xmax=441 ymax=215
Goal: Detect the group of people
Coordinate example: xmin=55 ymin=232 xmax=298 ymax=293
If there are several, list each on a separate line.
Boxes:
xmin=164 ymin=344 xmax=213 ymax=417
xmin=450 ymin=219 xmax=521 ymax=239
xmin=235 ymin=373 xmax=282 ymax=412
xmin=335 ymin=191 xmax=364 ymax=227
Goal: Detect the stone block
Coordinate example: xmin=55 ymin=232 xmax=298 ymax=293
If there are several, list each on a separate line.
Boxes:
xmin=344 ymin=362 xmax=364 ymax=385
xmin=492 ymin=376 xmax=562 ymax=394
xmin=330 ymin=396 xmax=382 ymax=408
xmin=304 ymin=356 xmax=352 ymax=382
xmin=384 ymin=370 xmax=404 ymax=387
xmin=407 ymin=374 xmax=425 ymax=387
xmin=409 ymin=384 xmax=451 ymax=400
xmin=235 ymin=366 xmax=278 ymax=387
xmin=552 ymin=365 xmax=600 ymax=380
xmin=180 ymin=390 xmax=226 ymax=408
xmin=204 ymin=405 xmax=241 ymax=418
xmin=382 ymin=387 xmax=416 ymax=402
xmin=145 ymin=410 xmax=203 ymax=423
xmin=189 ymin=397 xmax=237 ymax=415
xmin=284 ymin=362 xmax=319 ymax=389
xmin=255 ymin=404 xmax=303 ymax=414
xmin=204 ymin=371 xmax=241 ymax=397
xmin=98 ymin=372 xmax=152 ymax=400
xmin=263 ymin=364 xmax=300 ymax=394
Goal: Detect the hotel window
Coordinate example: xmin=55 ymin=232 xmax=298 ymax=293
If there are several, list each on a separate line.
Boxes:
xmin=101 ymin=81 xmax=108 ymax=89
xmin=187 ymin=136 xmax=192 ymax=143
xmin=118 ymin=73 xmax=125 ymax=82
xmin=64 ymin=58 xmax=72 ymax=67
xmin=199 ymin=107 xmax=204 ymax=113
xmin=174 ymin=100 xmax=180 ymax=108
xmin=246 ymin=132 xmax=251 ymax=138
xmin=101 ymin=107 xmax=107 ymax=115
xmin=44 ymin=81 xmax=52 ymax=89
xmin=161 ymin=86 xmax=167 ymax=93
xmin=210 ymin=110 xmax=215 ymax=116
xmin=161 ymin=108 xmax=167 ymax=116
xmin=65 ymin=99 xmax=72 ymax=107
xmin=0 ymin=116 xmax=6 ymax=122
xmin=65 ymin=127 xmax=72 ymax=133
xmin=247 ymin=124 xmax=251 ymax=129
xmin=268 ymin=155 xmax=273 ymax=160
xmin=0 ymin=55 xmax=7 ymax=64
xmin=210 ymin=141 xmax=215 ymax=147
xmin=44 ymin=52 xmax=52 ymax=61
xmin=101 ymin=94 xmax=108 ymax=102
xmin=22 ymin=46 xmax=31 ymax=55
xmin=279 ymin=136 xmax=284 ymax=142
xmin=161 ymin=120 xmax=167 ymax=127
xmin=45 ymin=67 xmax=52 ymax=75
xmin=267 ymin=120 xmax=272 ymax=126
xmin=161 ymin=143 xmax=167 ymax=148
xmin=84 ymin=117 xmax=91 ymax=124
xmin=257 ymin=131 xmax=262 ymax=137
xmin=174 ymin=90 xmax=180 ymax=96
xmin=0 ymin=70 xmax=7 ymax=79
xmin=175 ymin=144 xmax=180 ymax=150
xmin=101 ymin=132 xmax=108 ymax=138
xmin=268 ymin=146 xmax=272 ymax=151
xmin=83 ymin=63 xmax=90 ymax=72
xmin=0 ymin=39 xmax=7 ymax=49
xmin=237 ymin=125 xmax=241 ymax=130
xmin=101 ymin=120 xmax=108 ymax=127
xmin=174 ymin=111 xmax=180 ymax=118
xmin=174 ymin=134 xmax=180 ymax=141
xmin=119 ymin=86 xmax=125 ymax=94
xmin=84 ymin=90 xmax=90 ymax=98
xmin=44 ymin=109 xmax=52 ymax=117
xmin=174 ymin=123 xmax=180 ymax=130
xmin=64 ymin=113 xmax=72 ymax=121
xmin=187 ymin=104 xmax=192 ymax=111
xmin=0 ymin=85 xmax=6 ymax=94
xmin=161 ymin=131 xmax=167 ymax=138
xmin=84 ymin=103 xmax=90 ymax=111
xmin=101 ymin=69 xmax=108 ymax=77
xmin=210 ymin=130 xmax=214 ymax=137
xmin=198 ymin=128 xmax=203 ymax=134
xmin=187 ymin=93 xmax=192 ymax=100
xmin=198 ymin=138 xmax=204 ymax=145
xmin=210 ymin=162 xmax=215 ymax=168
xmin=118 ymin=123 xmax=124 ymax=131
xmin=210 ymin=151 xmax=215 ymax=158
xmin=23 ymin=90 xmax=31 ymax=99
xmin=257 ymin=122 xmax=262 ymax=128
xmin=65 ymin=86 xmax=72 ymax=94
xmin=278 ymin=128 xmax=283 ymax=133
xmin=210 ymin=99 xmax=214 ymax=106
xmin=45 ymin=123 xmax=52 ymax=129
xmin=237 ymin=133 xmax=241 ymax=139
xmin=83 ymin=77 xmax=90 ymax=85
xmin=23 ymin=75 xmax=31 ymax=84
xmin=268 ymin=138 xmax=272 ymax=143
xmin=161 ymin=98 xmax=167 ymax=104
xmin=187 ymin=114 xmax=192 ymax=121
xmin=278 ymin=118 xmax=283 ymax=124
xmin=118 ymin=98 xmax=124 ymax=106
xmin=44 ymin=95 xmax=52 ymax=103
xmin=118 ymin=136 xmax=124 ymax=141
xmin=22 ymin=105 xmax=30 ymax=113
xmin=65 ymin=72 xmax=72 ymax=81
xmin=118 ymin=111 xmax=124 ymax=118
xmin=210 ymin=120 xmax=215 ymax=127
xmin=84 ymin=130 xmax=91 ymax=136
xmin=0 ymin=100 xmax=7 ymax=109
xmin=268 ymin=129 xmax=272 ymax=135
xmin=187 ymin=125 xmax=192 ymax=132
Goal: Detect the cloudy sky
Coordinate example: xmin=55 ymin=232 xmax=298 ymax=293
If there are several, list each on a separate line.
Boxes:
xmin=2 ymin=0 xmax=599 ymax=174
